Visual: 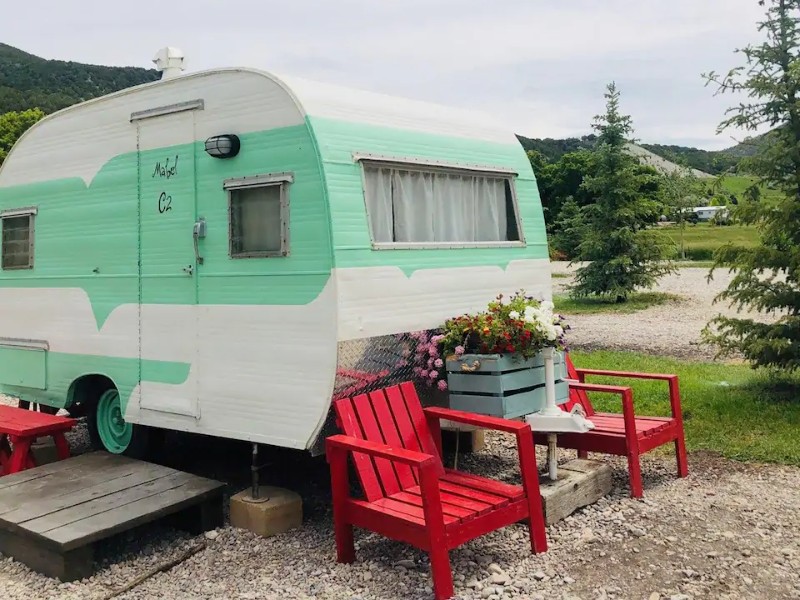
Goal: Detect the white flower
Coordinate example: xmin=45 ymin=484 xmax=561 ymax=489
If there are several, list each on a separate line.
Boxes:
xmin=541 ymin=300 xmax=555 ymax=312
xmin=509 ymin=310 xmax=520 ymax=320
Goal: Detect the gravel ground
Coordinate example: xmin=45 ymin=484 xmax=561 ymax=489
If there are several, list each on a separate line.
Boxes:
xmin=0 ymin=267 xmax=798 ymax=599
xmin=550 ymin=263 xmax=779 ymax=361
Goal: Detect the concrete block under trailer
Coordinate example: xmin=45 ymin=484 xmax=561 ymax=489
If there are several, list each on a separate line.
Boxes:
xmin=0 ymin=62 xmax=552 ymax=458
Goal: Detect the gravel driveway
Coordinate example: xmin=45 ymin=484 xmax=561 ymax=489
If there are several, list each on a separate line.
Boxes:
xmin=0 ymin=267 xmax=798 ymax=600
xmin=550 ymin=263 xmax=778 ymax=361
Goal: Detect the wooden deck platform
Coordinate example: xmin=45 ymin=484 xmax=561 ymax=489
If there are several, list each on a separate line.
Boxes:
xmin=0 ymin=451 xmax=225 ymax=581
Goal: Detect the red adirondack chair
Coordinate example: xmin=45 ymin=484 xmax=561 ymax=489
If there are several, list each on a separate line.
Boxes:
xmin=326 ymin=381 xmax=547 ymax=600
xmin=534 ymin=355 xmax=688 ymax=498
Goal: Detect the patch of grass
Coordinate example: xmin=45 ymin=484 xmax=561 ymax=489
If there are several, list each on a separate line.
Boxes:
xmin=656 ymin=223 xmax=759 ymax=261
xmin=551 ymin=273 xmax=571 ymax=279
xmin=553 ymin=292 xmax=682 ymax=315
xmin=674 ymin=260 xmax=715 ymax=269
xmin=714 ymin=174 xmax=783 ymax=203
xmin=571 ymin=350 xmax=800 ymax=465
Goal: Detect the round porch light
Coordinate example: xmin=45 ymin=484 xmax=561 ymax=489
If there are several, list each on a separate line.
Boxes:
xmin=205 ymin=134 xmax=240 ymax=159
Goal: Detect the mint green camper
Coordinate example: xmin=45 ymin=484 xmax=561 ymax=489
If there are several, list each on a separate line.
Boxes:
xmin=0 ymin=54 xmax=552 ymax=457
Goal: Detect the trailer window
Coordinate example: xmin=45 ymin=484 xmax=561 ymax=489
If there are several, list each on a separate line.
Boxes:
xmin=229 ymin=183 xmax=288 ymax=258
xmin=361 ymin=163 xmax=522 ymax=247
xmin=1 ymin=212 xmax=34 ymax=270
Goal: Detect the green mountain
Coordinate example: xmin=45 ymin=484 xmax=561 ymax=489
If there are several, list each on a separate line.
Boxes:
xmin=0 ymin=43 xmax=159 ymax=115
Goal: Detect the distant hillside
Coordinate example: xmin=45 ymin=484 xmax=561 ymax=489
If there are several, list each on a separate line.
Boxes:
xmin=518 ymin=134 xmax=714 ymax=178
xmin=0 ymin=43 xmax=159 ymax=114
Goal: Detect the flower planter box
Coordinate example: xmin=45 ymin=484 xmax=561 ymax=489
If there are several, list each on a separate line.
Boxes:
xmin=446 ymin=351 xmax=569 ymax=419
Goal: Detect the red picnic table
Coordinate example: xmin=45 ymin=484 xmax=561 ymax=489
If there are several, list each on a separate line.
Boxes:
xmin=0 ymin=405 xmax=76 ymax=475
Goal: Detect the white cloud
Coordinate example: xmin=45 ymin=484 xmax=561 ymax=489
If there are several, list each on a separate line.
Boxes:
xmin=1 ymin=0 xmax=772 ymax=148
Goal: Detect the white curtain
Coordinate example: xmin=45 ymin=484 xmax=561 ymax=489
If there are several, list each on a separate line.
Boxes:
xmin=363 ymin=167 xmax=394 ymax=243
xmin=363 ymin=165 xmax=513 ymax=243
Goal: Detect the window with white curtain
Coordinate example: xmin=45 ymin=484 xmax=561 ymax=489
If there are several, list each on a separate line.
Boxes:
xmin=361 ymin=161 xmax=522 ymax=246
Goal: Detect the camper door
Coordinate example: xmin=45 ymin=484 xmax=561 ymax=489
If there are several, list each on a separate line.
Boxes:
xmin=134 ymin=107 xmax=200 ymax=418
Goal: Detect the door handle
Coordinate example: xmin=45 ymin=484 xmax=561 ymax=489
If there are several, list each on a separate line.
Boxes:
xmin=183 ymin=265 xmax=194 ymax=276
xmin=193 ymin=217 xmax=206 ymax=265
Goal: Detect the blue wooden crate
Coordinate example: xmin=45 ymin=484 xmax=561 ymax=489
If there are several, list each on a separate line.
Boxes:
xmin=445 ymin=351 xmax=569 ymax=419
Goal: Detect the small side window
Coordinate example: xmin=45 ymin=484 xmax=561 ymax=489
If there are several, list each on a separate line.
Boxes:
xmin=1 ymin=210 xmax=35 ymax=270
xmin=228 ymin=183 xmax=288 ymax=258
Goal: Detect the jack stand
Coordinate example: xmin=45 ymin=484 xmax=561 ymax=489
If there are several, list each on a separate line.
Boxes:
xmin=547 ymin=433 xmax=558 ymax=481
xmin=243 ymin=443 xmax=270 ymax=504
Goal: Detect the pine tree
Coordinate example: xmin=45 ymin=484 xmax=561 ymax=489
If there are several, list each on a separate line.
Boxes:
xmin=570 ymin=83 xmax=673 ymax=303
xmin=703 ymin=0 xmax=800 ymax=370
xmin=551 ymin=196 xmax=585 ymax=260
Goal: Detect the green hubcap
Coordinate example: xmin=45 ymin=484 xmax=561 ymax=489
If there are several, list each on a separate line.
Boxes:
xmin=97 ymin=389 xmax=132 ymax=454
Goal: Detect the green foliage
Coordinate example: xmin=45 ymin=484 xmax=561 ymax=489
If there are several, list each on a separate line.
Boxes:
xmin=639 ymin=143 xmax=740 ymax=175
xmin=569 ymin=83 xmax=674 ymax=302
xmin=517 ymin=134 xmax=597 ymax=161
xmin=573 ymin=350 xmax=800 ymax=465
xmin=702 ymin=0 xmax=800 ymax=371
xmin=660 ymin=167 xmax=704 ymax=259
xmin=0 ymin=43 xmax=158 ymax=115
xmin=0 ymin=108 xmax=45 ymax=165
xmin=550 ymin=196 xmax=586 ymax=258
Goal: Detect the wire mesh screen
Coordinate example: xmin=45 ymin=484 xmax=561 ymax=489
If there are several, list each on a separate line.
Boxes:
xmin=308 ymin=330 xmax=448 ymax=455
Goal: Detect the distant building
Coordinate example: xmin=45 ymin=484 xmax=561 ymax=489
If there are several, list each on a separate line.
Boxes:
xmin=693 ymin=206 xmax=729 ymax=222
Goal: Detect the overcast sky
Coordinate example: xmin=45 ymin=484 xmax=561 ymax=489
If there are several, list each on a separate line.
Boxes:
xmin=2 ymin=0 xmax=769 ymax=150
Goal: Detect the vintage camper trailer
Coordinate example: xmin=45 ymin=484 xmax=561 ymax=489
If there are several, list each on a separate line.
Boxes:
xmin=0 ymin=50 xmax=552 ymax=457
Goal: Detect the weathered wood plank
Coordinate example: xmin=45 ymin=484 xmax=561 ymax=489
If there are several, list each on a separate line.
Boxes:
xmin=0 ymin=451 xmax=122 ymax=492
xmin=48 ymin=478 xmax=224 ymax=550
xmin=0 ymin=527 xmax=93 ymax=582
xmin=1 ymin=464 xmax=176 ymax=524
xmin=0 ymin=452 xmax=225 ymax=580
xmin=0 ymin=460 xmax=168 ymax=517
xmin=24 ymin=471 xmax=199 ymax=535
xmin=539 ymin=459 xmax=612 ymax=526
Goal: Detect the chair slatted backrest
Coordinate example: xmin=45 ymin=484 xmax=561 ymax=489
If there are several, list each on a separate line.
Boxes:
xmin=333 ymin=382 xmax=445 ymax=502
xmin=562 ymin=354 xmax=596 ymax=416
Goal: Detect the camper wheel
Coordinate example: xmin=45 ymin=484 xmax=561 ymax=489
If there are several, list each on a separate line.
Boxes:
xmin=87 ymin=388 xmax=163 ymax=459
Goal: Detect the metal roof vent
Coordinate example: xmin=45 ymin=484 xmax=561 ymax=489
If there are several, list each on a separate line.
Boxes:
xmin=153 ymin=46 xmax=186 ymax=80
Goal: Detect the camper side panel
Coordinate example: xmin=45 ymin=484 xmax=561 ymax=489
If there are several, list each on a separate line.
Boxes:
xmin=310 ymin=116 xmax=551 ymax=340
xmin=0 ymin=69 xmax=338 ymax=450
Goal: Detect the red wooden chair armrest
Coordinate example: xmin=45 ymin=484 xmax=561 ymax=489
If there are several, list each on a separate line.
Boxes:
xmin=423 ymin=407 xmax=540 ymax=503
xmin=569 ymin=382 xmax=637 ymax=436
xmin=574 ymin=370 xmax=683 ymax=419
xmin=575 ymin=367 xmax=677 ymax=383
xmin=423 ymin=406 xmax=529 ymax=434
xmin=326 ymin=434 xmax=437 ymax=468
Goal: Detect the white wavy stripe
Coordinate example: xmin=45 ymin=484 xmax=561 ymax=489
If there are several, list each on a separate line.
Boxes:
xmin=0 ymin=281 xmax=338 ymax=449
xmin=334 ymin=259 xmax=553 ymax=340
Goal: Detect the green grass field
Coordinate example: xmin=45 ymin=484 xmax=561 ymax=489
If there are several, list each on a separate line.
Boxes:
xmin=571 ymin=350 xmax=800 ymax=465
xmin=714 ymin=174 xmax=783 ymax=204
xmin=554 ymin=292 xmax=681 ymax=314
xmin=657 ymin=222 xmax=759 ymax=261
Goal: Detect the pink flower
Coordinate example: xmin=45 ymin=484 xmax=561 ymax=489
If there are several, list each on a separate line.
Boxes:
xmin=428 ymin=346 xmax=439 ymax=357
xmin=427 ymin=357 xmax=434 ymax=368
xmin=437 ymin=380 xmax=448 ymax=391
xmin=434 ymin=358 xmax=443 ymax=368
xmin=397 ymin=360 xmax=408 ymax=368
xmin=420 ymin=370 xmax=429 ymax=378
xmin=455 ymin=346 xmax=465 ymax=356
xmin=429 ymin=370 xmax=439 ymax=379
xmin=413 ymin=367 xmax=423 ymax=376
